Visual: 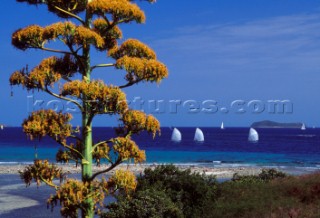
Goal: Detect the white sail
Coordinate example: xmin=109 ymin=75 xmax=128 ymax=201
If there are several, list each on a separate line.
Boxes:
xmin=0 ymin=125 xmax=3 ymax=130
xmin=221 ymin=122 xmax=224 ymax=129
xmin=194 ymin=128 xmax=204 ymax=142
xmin=171 ymin=128 xmax=182 ymax=142
xmin=248 ymin=128 xmax=259 ymax=142
xmin=301 ymin=123 xmax=306 ymax=130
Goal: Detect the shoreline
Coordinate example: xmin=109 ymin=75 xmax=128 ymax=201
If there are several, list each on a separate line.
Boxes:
xmin=0 ymin=163 xmax=319 ymax=178
xmin=1 ymin=164 xmax=319 ymax=217
xmin=0 ymin=163 xmax=261 ymax=178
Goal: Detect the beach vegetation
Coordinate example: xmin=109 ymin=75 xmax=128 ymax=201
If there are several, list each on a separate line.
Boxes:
xmin=212 ymin=171 xmax=320 ymax=218
xmin=10 ymin=0 xmax=167 ymax=217
xmin=103 ymin=165 xmax=218 ymax=218
xmin=104 ymin=188 xmax=184 ymax=218
xmin=102 ymin=166 xmax=320 ymax=218
xmin=231 ymin=168 xmax=287 ymax=184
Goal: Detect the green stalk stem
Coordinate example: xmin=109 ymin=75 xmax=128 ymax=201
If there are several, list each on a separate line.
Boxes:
xmin=81 ymin=6 xmax=94 ymax=218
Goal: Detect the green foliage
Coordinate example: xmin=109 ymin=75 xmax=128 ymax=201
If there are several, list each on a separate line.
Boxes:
xmin=231 ymin=168 xmax=287 ymax=184
xmin=139 ymin=165 xmax=218 ymax=218
xmin=212 ymin=172 xmax=320 ymax=218
xmin=103 ymin=165 xmax=218 ymax=218
xmin=258 ymin=168 xmax=287 ymax=181
xmin=104 ymin=188 xmax=183 ymax=218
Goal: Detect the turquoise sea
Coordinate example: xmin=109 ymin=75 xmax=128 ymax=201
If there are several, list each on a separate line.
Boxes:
xmin=0 ymin=127 xmax=320 ymax=173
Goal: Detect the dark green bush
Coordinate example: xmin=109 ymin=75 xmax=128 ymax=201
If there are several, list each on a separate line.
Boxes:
xmin=258 ymin=168 xmax=287 ymax=181
xmin=138 ymin=165 xmax=218 ymax=217
xmin=103 ymin=167 xmax=320 ymax=218
xmin=232 ymin=168 xmax=287 ymax=183
xmin=103 ymin=165 xmax=218 ymax=218
xmin=104 ymin=188 xmax=183 ymax=218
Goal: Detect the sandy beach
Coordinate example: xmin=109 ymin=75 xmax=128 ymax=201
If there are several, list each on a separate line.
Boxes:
xmin=0 ymin=163 xmax=263 ymax=217
xmin=0 ymin=163 xmax=265 ymax=178
xmin=0 ymin=163 xmax=318 ymax=217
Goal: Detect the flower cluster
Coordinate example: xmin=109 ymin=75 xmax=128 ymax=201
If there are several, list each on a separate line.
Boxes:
xmin=12 ymin=25 xmax=44 ymax=50
xmin=56 ymin=141 xmax=82 ymax=166
xmin=112 ymin=137 xmax=146 ymax=163
xmin=22 ymin=109 xmax=73 ymax=142
xmin=116 ymin=56 xmax=168 ymax=84
xmin=42 ymin=55 xmax=78 ymax=78
xmin=74 ymin=25 xmax=105 ymax=49
xmin=109 ymin=38 xmax=156 ymax=60
xmin=47 ymin=0 xmax=87 ymax=18
xmin=12 ymin=21 xmax=105 ymax=50
xmin=10 ymin=55 xmax=78 ymax=90
xmin=145 ymin=114 xmax=161 ymax=137
xmin=47 ymin=171 xmax=136 ymax=217
xmin=9 ymin=68 xmax=31 ymax=88
xmin=87 ymin=0 xmax=145 ymax=23
xmin=42 ymin=21 xmax=77 ymax=40
xmin=62 ymin=80 xmax=128 ymax=114
xmin=92 ymin=142 xmax=110 ymax=166
xmin=108 ymin=169 xmax=137 ymax=194
xmin=19 ymin=159 xmax=64 ymax=187
xmin=43 ymin=21 xmax=105 ymax=49
xmin=47 ymin=179 xmax=105 ymax=218
xmin=56 ymin=149 xmax=70 ymax=163
xmin=120 ymin=110 xmax=160 ymax=137
xmin=92 ymin=18 xmax=122 ymax=51
xmin=17 ymin=0 xmax=87 ymax=18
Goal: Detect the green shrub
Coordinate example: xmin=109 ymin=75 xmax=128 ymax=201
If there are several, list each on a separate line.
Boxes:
xmin=104 ymin=188 xmax=183 ymax=218
xmin=213 ymin=172 xmax=320 ymax=218
xmin=231 ymin=168 xmax=287 ymax=184
xmin=258 ymin=168 xmax=287 ymax=181
xmin=138 ymin=165 xmax=218 ymax=217
xmin=103 ymin=165 xmax=218 ymax=218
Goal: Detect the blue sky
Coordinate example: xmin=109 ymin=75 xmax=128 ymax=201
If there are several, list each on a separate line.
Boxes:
xmin=1 ymin=0 xmax=320 ymax=127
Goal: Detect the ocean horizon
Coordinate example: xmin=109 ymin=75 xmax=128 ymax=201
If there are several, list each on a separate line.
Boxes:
xmin=0 ymin=127 xmax=319 ymax=172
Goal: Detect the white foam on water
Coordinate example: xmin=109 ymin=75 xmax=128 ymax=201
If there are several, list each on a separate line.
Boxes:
xmin=0 ymin=162 xmax=33 ymax=165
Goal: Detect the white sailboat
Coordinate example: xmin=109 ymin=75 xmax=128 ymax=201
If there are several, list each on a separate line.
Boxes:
xmin=194 ymin=128 xmax=204 ymax=142
xmin=248 ymin=128 xmax=259 ymax=142
xmin=221 ymin=122 xmax=224 ymax=130
xmin=0 ymin=125 xmax=3 ymax=130
xmin=171 ymin=128 xmax=182 ymax=142
xmin=301 ymin=123 xmax=306 ymax=130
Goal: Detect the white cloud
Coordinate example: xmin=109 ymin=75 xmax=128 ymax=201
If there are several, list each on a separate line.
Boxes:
xmin=152 ymin=13 xmax=320 ymax=75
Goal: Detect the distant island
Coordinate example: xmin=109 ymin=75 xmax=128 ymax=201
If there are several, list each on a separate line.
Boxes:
xmin=251 ymin=120 xmax=304 ymax=129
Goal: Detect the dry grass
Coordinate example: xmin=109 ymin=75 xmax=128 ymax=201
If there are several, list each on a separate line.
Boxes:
xmin=211 ymin=172 xmax=320 ymax=218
